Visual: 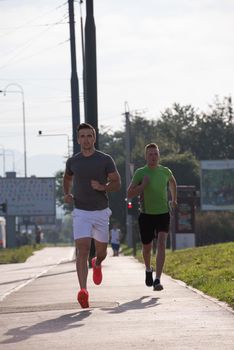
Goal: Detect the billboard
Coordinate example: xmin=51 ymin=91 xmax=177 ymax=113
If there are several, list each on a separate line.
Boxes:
xmin=200 ymin=160 xmax=234 ymax=211
xmin=0 ymin=177 xmax=56 ymax=216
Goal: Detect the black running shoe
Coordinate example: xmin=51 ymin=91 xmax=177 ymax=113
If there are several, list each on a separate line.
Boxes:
xmin=145 ymin=268 xmax=153 ymax=287
xmin=153 ymin=278 xmax=163 ymax=291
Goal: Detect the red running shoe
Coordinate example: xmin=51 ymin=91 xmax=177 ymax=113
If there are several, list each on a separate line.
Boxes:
xmin=77 ymin=288 xmax=89 ymax=308
xmin=92 ymin=257 xmax=102 ymax=285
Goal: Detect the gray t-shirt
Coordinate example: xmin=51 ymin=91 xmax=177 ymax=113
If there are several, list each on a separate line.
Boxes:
xmin=65 ymin=150 xmax=117 ymax=210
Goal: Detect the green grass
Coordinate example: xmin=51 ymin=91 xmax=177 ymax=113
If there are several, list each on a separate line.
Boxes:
xmin=124 ymin=242 xmax=234 ymax=309
xmin=164 ymin=243 xmax=234 ymax=309
xmin=0 ymin=244 xmax=45 ymax=264
xmin=120 ymin=245 xmax=135 ymax=256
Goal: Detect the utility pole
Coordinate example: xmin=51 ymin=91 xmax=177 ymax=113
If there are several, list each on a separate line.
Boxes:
xmin=79 ymin=1 xmax=87 ymax=121
xmin=125 ymin=102 xmax=133 ymax=247
xmin=68 ymin=0 xmax=80 ymax=154
xmin=5 ymin=171 xmax=17 ymax=248
xmin=85 ymin=0 xmax=98 ymax=147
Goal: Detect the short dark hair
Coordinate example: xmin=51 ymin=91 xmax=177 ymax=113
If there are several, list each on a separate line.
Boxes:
xmin=77 ymin=123 xmax=96 ymax=137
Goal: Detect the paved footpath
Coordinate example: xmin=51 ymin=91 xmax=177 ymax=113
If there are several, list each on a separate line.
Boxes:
xmin=0 ymin=247 xmax=233 ymax=350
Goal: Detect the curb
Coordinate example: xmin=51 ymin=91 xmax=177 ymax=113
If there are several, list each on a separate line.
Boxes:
xmin=167 ymin=274 xmax=234 ymax=314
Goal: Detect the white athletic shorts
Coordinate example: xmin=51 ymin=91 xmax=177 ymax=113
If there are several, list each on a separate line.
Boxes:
xmin=72 ymin=207 xmax=112 ymax=242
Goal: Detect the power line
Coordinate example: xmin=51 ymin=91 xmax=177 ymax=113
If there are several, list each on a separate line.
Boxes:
xmin=0 ymin=14 xmax=69 ymax=70
xmin=0 ymin=21 xmax=67 ymax=31
xmin=0 ymin=1 xmax=68 ymax=39
xmin=0 ymin=39 xmax=69 ymax=71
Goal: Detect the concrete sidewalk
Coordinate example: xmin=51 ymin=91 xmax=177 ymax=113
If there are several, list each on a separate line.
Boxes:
xmin=0 ymin=247 xmax=75 ymax=302
xmin=0 ymin=247 xmax=233 ymax=350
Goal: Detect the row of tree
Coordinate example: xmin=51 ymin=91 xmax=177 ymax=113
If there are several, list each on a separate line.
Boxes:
xmin=56 ymin=96 xmax=234 ymax=244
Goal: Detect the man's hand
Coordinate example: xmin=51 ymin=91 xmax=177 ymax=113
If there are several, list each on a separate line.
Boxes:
xmin=171 ymin=200 xmax=177 ymax=209
xmin=64 ymin=194 xmax=74 ymax=204
xmin=91 ymin=180 xmax=106 ymax=191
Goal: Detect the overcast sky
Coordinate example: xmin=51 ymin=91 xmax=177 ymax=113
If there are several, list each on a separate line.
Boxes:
xmin=0 ymin=0 xmax=233 ymax=175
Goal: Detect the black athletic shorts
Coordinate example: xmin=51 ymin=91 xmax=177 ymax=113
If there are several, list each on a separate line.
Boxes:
xmin=138 ymin=212 xmax=170 ymax=245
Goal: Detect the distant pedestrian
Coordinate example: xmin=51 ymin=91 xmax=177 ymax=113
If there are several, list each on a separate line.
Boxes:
xmin=127 ymin=143 xmax=177 ymax=291
xmin=63 ymin=123 xmax=121 ymax=308
xmin=110 ymin=223 xmax=122 ymax=256
xmin=35 ymin=226 xmax=42 ymax=245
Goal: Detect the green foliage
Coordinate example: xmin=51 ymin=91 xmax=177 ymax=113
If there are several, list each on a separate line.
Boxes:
xmin=157 ymin=97 xmax=234 ymax=160
xmin=161 ymin=152 xmax=200 ymax=188
xmin=196 ymin=211 xmax=234 ymax=245
xmin=55 ymin=170 xmax=73 ymax=214
xmin=157 ymin=103 xmax=198 ymax=155
xmin=130 ymin=116 xmax=158 ymax=167
xmin=55 ymin=170 xmax=64 ymax=207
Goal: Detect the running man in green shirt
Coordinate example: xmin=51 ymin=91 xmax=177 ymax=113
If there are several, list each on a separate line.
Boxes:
xmin=127 ymin=143 xmax=177 ymax=291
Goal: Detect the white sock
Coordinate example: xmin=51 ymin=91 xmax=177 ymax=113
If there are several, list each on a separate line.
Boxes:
xmin=146 ymin=267 xmax=153 ymax=272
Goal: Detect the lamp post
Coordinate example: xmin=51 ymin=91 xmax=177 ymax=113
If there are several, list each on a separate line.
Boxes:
xmin=0 ymin=144 xmax=6 ymax=176
xmin=38 ymin=131 xmax=71 ymax=158
xmin=0 ymin=83 xmax=27 ymax=177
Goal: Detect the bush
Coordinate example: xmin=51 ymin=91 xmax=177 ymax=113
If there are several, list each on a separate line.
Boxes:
xmin=196 ymin=211 xmax=234 ymax=246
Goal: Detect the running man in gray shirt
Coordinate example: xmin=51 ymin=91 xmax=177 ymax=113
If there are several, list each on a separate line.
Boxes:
xmin=63 ymin=123 xmax=121 ymax=308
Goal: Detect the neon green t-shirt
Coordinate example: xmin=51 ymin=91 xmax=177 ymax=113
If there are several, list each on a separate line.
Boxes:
xmin=132 ymin=165 xmax=172 ymax=215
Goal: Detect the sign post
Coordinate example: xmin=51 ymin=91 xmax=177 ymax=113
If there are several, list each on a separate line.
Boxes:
xmin=171 ymin=186 xmax=196 ymax=250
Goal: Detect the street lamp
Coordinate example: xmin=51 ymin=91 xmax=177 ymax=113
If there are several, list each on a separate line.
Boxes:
xmin=37 ymin=131 xmax=71 ymax=158
xmin=0 ymin=144 xmax=6 ymax=176
xmin=0 ymin=83 xmax=27 ymax=177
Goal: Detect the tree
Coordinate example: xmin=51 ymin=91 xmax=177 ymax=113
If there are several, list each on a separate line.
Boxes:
xmin=55 ymin=170 xmax=72 ymax=214
xmin=161 ymin=152 xmax=200 ymax=188
xmin=157 ymin=97 xmax=234 ymax=160
xmin=191 ymin=96 xmax=234 ymax=160
xmin=157 ymin=103 xmax=198 ymax=155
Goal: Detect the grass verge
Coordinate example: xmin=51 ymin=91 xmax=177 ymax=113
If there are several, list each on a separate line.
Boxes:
xmin=0 ymin=244 xmax=45 ymax=264
xmin=123 ymin=242 xmax=234 ymax=310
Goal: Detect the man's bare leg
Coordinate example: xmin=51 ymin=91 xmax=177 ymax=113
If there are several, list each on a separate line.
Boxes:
xmin=91 ymin=240 xmax=108 ymax=285
xmin=153 ymin=232 xmax=168 ymax=291
xmin=75 ymin=237 xmax=91 ymax=289
xmin=142 ymin=242 xmax=153 ymax=286
xmin=156 ymin=232 xmax=168 ymax=279
xmin=94 ymin=240 xmax=108 ymax=266
xmin=142 ymin=242 xmax=152 ymax=270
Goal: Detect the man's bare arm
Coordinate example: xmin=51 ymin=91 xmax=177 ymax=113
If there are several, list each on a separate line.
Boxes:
xmin=169 ymin=175 xmax=177 ymax=208
xmin=127 ymin=175 xmax=149 ymax=199
xmin=63 ymin=172 xmax=74 ymax=203
xmin=91 ymin=171 xmax=121 ymax=192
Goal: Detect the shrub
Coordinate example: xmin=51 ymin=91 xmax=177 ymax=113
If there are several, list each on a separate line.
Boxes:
xmin=195 ymin=211 xmax=234 ymax=246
